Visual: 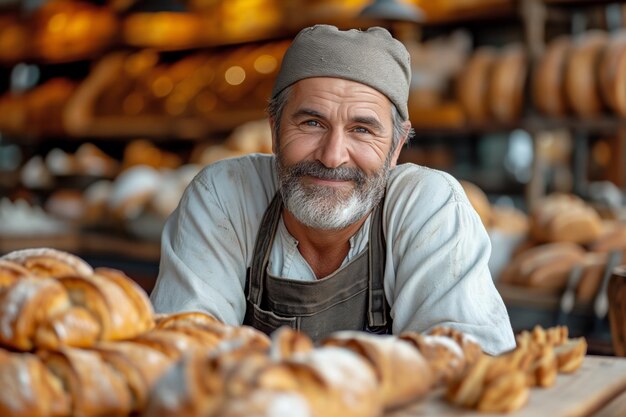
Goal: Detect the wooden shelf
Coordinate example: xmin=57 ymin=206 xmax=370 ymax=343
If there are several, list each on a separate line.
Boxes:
xmin=0 ymin=231 xmax=160 ymax=263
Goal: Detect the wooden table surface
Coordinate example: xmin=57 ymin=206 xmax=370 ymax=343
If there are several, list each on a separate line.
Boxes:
xmin=390 ymin=355 xmax=626 ymax=417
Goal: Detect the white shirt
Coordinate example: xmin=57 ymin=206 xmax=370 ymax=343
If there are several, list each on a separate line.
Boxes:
xmin=151 ymin=153 xmax=515 ymax=354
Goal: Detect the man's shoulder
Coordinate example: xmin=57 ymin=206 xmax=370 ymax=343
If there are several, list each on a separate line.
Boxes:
xmin=194 ymin=153 xmax=276 ymax=189
xmin=388 ymin=163 xmax=466 ymax=203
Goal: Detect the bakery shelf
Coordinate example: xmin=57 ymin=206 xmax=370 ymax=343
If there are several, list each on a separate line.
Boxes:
xmin=420 ymin=2 xmax=519 ymax=27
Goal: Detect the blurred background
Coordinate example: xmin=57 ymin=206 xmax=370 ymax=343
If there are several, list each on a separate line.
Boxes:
xmin=1 ymin=0 xmax=626 ymax=353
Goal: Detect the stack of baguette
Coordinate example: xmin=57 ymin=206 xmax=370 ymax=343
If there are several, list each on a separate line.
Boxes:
xmin=0 ymin=247 xmax=590 ymax=417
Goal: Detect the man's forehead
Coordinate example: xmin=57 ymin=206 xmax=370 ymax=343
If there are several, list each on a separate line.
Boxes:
xmin=287 ymin=78 xmax=393 ymax=117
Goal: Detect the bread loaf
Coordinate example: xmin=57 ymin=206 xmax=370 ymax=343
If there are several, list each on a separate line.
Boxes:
xmin=39 ymin=347 xmax=133 ymax=417
xmin=269 ymin=326 xmax=314 ymax=360
xmin=155 ymin=311 xmax=221 ymax=329
xmin=1 ymin=247 xmax=93 ymax=278
xmin=322 ymin=332 xmax=433 ymax=409
xmin=488 ymin=44 xmax=527 ymax=123
xmin=255 ymin=346 xmax=382 ymax=417
xmin=532 ymin=35 xmax=571 ymax=117
xmin=499 ymin=242 xmax=585 ymax=290
xmin=35 ymin=306 xmax=102 ymax=349
xmin=530 ymin=193 xmax=603 ymax=244
xmin=456 ymin=47 xmax=497 ymax=124
xmin=91 ymin=341 xmax=173 ymax=412
xmin=0 ymin=278 xmax=71 ymax=350
xmin=400 ymin=326 xmax=482 ymax=387
xmin=0 ymin=260 xmax=30 ymax=288
xmin=58 ymin=272 xmax=152 ymax=341
xmin=564 ymin=31 xmax=608 ymax=118
xmin=0 ymin=350 xmax=70 ymax=417
xmin=599 ymin=31 xmax=626 ymax=117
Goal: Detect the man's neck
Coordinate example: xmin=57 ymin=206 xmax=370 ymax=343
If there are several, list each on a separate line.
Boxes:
xmin=282 ymin=209 xmax=369 ymax=279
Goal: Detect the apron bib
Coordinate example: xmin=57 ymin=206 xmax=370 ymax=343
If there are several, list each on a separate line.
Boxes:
xmin=243 ymin=193 xmax=391 ymax=341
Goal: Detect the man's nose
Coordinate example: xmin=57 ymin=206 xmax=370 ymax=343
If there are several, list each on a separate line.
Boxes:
xmin=317 ymin=128 xmax=349 ymax=169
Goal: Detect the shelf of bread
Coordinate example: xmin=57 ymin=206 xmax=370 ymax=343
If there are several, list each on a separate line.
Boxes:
xmin=415 ymin=0 xmax=517 ymax=26
xmin=0 ymin=246 xmax=599 ymax=417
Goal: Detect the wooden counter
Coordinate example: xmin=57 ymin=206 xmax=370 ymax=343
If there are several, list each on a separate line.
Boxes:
xmin=390 ymin=355 xmax=626 ymax=417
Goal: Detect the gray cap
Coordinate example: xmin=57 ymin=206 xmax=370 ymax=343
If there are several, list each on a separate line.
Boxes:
xmin=272 ymin=24 xmax=411 ymax=120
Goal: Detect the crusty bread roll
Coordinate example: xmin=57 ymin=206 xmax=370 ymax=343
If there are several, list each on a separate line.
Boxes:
xmin=554 ymin=337 xmax=587 ymax=373
xmin=39 ymin=347 xmax=132 ymax=417
xmin=488 ymin=44 xmax=527 ymax=123
xmin=93 ymin=267 xmax=154 ymax=332
xmin=269 ymin=326 xmax=314 ymax=360
xmin=1 ymin=247 xmax=93 ymax=278
xmin=155 ymin=311 xmax=222 ymax=329
xmin=599 ymin=31 xmax=626 ymax=117
xmin=0 ymin=259 xmax=30 ymax=288
xmin=144 ymin=343 xmax=269 ymax=417
xmin=91 ymin=341 xmax=173 ymax=413
xmin=131 ymin=329 xmax=210 ymax=359
xmin=35 ymin=306 xmax=102 ymax=349
xmin=0 ymin=277 xmax=71 ymax=350
xmin=400 ymin=326 xmax=483 ymax=387
xmin=256 ymin=346 xmax=382 ymax=417
xmin=399 ymin=332 xmax=466 ymax=386
xmin=322 ymin=332 xmax=433 ymax=410
xmin=564 ymin=31 xmax=608 ymax=118
xmin=532 ymin=35 xmax=571 ymax=117
xmin=456 ymin=47 xmax=497 ymax=124
xmin=530 ymin=193 xmax=603 ymax=244
xmin=499 ymin=242 xmax=586 ymax=291
xmin=0 ymin=350 xmax=70 ymax=417
xmin=57 ymin=272 xmax=152 ymax=341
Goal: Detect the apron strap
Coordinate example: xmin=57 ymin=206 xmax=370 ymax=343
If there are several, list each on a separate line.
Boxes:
xmin=368 ymin=197 xmax=390 ymax=328
xmin=246 ymin=193 xmax=283 ymax=305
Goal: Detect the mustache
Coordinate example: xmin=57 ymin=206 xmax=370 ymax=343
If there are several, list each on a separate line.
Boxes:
xmin=286 ymin=161 xmax=366 ymax=185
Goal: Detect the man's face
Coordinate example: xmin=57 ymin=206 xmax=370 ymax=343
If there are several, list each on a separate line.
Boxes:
xmin=273 ymin=77 xmax=405 ymax=230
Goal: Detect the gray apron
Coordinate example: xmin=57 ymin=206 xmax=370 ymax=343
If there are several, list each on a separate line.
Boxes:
xmin=243 ymin=193 xmax=391 ymax=342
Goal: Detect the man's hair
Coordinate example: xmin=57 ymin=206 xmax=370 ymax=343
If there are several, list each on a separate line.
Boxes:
xmin=267 ymin=85 xmax=413 ymax=156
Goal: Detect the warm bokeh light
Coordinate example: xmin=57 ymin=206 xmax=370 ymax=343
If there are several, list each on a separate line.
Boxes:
xmin=225 ymin=66 xmax=246 ymax=85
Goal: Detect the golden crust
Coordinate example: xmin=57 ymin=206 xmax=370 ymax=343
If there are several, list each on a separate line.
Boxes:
xmin=1 ymin=248 xmax=93 ymax=278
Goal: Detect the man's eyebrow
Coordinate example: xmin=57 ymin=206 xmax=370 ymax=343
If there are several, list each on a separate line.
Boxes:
xmin=352 ymin=116 xmax=384 ymax=131
xmin=291 ymin=108 xmax=326 ymax=119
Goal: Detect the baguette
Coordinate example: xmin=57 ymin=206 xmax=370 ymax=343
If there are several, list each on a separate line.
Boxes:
xmin=35 ymin=306 xmax=102 ymax=349
xmin=322 ymin=332 xmax=433 ymax=409
xmin=399 ymin=332 xmax=467 ymax=386
xmin=564 ymin=31 xmax=608 ymax=118
xmin=0 ymin=260 xmax=30 ymax=288
xmin=93 ymin=267 xmax=154 ymax=332
xmin=256 ymin=346 xmax=381 ymax=417
xmin=91 ymin=341 xmax=172 ymax=412
xmin=39 ymin=347 xmax=132 ymax=417
xmin=58 ymin=273 xmax=150 ymax=341
xmin=0 ymin=278 xmax=71 ymax=350
xmin=155 ymin=310 xmax=222 ymax=329
xmin=0 ymin=350 xmax=70 ymax=417
xmin=1 ymin=248 xmax=93 ymax=278
xmin=532 ymin=35 xmax=571 ymax=117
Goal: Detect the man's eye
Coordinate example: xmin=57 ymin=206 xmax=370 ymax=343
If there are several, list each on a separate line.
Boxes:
xmin=353 ymin=126 xmax=371 ymax=134
xmin=303 ymin=120 xmax=320 ymax=127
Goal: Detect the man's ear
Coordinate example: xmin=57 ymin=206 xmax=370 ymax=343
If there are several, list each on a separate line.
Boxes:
xmin=389 ymin=120 xmax=411 ymax=168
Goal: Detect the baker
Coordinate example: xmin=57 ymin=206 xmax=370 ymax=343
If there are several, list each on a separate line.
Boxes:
xmin=151 ymin=24 xmax=515 ymax=354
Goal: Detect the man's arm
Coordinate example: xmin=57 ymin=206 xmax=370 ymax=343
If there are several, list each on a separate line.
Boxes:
xmin=150 ymin=155 xmax=278 ymax=325
xmin=385 ymin=166 xmax=516 ymax=355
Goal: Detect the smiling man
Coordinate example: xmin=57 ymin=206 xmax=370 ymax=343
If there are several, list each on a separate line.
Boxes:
xmin=151 ymin=24 xmax=515 ymax=354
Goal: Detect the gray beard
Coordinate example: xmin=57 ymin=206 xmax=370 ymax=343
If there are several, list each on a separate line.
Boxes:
xmin=275 ymin=157 xmax=390 ymax=230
